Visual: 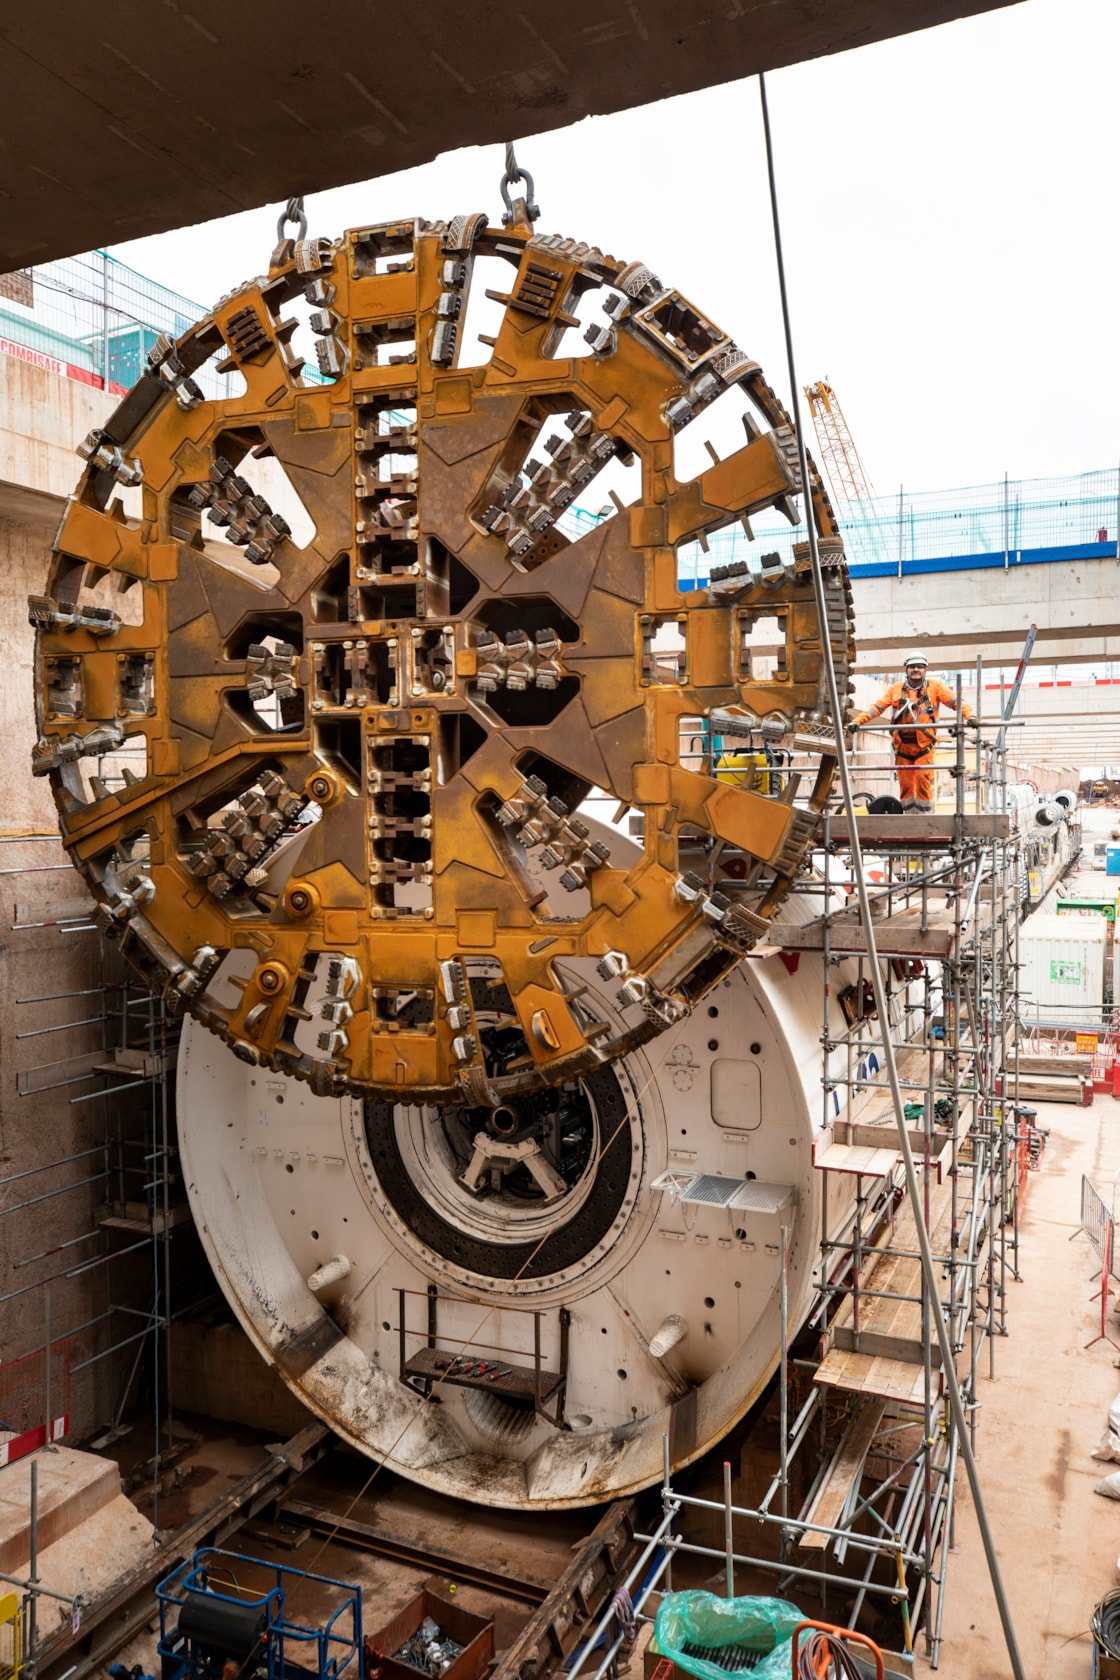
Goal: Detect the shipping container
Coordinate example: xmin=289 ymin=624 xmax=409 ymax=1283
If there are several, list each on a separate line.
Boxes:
xmin=1020 ymin=913 xmax=1108 ymax=1014
xmin=1057 ymin=895 xmax=1120 ymax=1004
xmin=1056 ymin=895 xmax=1120 ymax=922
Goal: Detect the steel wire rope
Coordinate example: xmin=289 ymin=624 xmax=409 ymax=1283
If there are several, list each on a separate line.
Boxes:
xmin=303 ymin=1050 xmax=667 ymax=1573
xmin=755 ymin=70 xmax=1025 ymax=1680
xmin=499 ymin=140 xmax=540 ymax=225
xmin=1093 ymin=1590 xmax=1120 ymax=1659
xmin=277 ymin=195 xmax=308 ymax=242
xmin=794 ymin=1629 xmax=865 ymax=1679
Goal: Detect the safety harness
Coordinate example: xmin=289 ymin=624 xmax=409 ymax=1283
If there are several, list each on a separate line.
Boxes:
xmin=891 ymin=683 xmax=938 ymax=759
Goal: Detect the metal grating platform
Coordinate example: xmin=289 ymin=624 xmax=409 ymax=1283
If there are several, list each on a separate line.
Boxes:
xmin=682 ymin=1644 xmax=763 ymax=1672
xmin=403 ymin=1344 xmax=562 ymax=1401
xmin=728 ymin=1180 xmax=795 ymax=1214
xmin=652 ymin=1172 xmax=794 ymax=1216
xmin=679 ymin=1174 xmax=742 ymax=1206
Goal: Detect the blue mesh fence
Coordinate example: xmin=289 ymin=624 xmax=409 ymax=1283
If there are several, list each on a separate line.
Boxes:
xmin=813 ymin=470 xmax=1120 ymax=571
xmin=566 ymin=467 xmax=1120 ymax=579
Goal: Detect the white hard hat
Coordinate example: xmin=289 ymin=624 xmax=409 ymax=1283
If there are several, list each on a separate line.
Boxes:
xmin=902 ymin=651 xmax=928 ymax=669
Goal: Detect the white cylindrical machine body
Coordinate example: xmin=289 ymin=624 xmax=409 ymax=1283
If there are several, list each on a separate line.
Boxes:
xmin=1004 ymin=783 xmax=1040 ymax=833
xmin=177 ymin=827 xmax=848 ymax=1509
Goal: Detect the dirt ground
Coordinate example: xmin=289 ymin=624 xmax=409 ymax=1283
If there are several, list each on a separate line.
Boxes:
xmin=920 ymin=823 xmax=1120 ymax=1677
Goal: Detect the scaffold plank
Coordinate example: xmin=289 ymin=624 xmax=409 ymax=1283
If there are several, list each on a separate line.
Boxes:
xmin=823 ymin=813 xmax=1011 ymax=844
xmin=814 ymin=1140 xmax=901 ymax=1176
xmin=833 ymin=1052 xmax=957 ymax=1163
xmin=838 ymin=1117 xmax=944 ymax=1155
xmin=1015 ymin=1074 xmax=1090 ymax=1104
xmin=836 ymin=1113 xmax=953 ymax=1162
xmin=826 ymin=1167 xmax=980 ymax=1367
xmin=799 ymin=1397 xmax=887 ymax=1550
xmin=1017 ymin=1053 xmax=1092 ymax=1079
xmin=813 ymin=1348 xmax=925 ymax=1406
xmin=770 ymin=902 xmax=991 ymax=957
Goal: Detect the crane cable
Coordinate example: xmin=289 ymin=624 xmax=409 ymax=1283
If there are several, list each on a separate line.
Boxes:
xmin=756 ymin=68 xmax=1026 ymax=1680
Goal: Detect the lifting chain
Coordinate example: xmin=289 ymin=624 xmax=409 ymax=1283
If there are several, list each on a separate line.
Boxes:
xmin=276 ymin=193 xmax=309 ymax=242
xmin=499 ymin=141 xmax=540 ymax=227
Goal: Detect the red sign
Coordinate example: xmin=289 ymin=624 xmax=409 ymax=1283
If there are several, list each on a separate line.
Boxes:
xmin=0 ymin=335 xmax=126 ymax=396
xmin=0 ymin=1415 xmax=68 ymax=1467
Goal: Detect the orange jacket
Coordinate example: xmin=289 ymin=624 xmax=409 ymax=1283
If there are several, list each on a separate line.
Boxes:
xmin=855 ymin=678 xmax=974 ymax=759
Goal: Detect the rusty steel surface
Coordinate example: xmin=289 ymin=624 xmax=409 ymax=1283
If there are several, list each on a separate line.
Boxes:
xmin=31 ymin=207 xmax=854 ymax=1111
xmin=488 ymin=1498 xmax=638 ymax=1680
xmin=279 ymin=1497 xmax=556 ymax=1602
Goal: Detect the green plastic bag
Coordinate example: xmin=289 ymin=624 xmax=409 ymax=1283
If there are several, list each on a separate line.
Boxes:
xmin=652 ymin=1590 xmax=804 ymax=1680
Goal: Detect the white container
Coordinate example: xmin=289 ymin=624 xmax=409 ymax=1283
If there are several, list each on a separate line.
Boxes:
xmin=1020 ymin=913 xmax=1107 ymax=1013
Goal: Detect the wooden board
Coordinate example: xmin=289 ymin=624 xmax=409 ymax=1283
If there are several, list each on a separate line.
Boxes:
xmin=771 ymin=904 xmax=956 ymax=958
xmin=771 ymin=900 xmax=993 ymax=958
xmin=1015 ymin=1075 xmax=1087 ymax=1104
xmin=813 ymin=1348 xmax=926 ymax=1406
xmin=800 ymin=1398 xmax=887 ymax=1550
xmin=840 ymin=1120 xmax=949 ymax=1157
xmin=814 ymin=1140 xmax=901 ymax=1177
xmin=833 ymin=1046 xmax=956 ymax=1164
xmin=824 ymin=813 xmax=1010 ymax=844
xmin=1016 ymin=1054 xmax=1092 ymax=1079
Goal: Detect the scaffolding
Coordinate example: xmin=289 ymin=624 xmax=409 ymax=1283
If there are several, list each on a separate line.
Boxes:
xmin=0 ymin=249 xmax=327 ymax=401
xmin=810 ymin=716 xmax=1022 ymax=1662
xmin=654 ymin=695 xmax=1034 ymax=1665
xmin=7 ymin=670 xmax=1054 ymax=1663
xmin=2 ymin=832 xmax=184 ymax=1534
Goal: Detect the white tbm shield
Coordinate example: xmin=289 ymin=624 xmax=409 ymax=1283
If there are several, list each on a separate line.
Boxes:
xmin=177 ymin=818 xmax=831 ymax=1508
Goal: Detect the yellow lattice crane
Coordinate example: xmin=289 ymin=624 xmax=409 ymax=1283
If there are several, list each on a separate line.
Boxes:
xmin=804 ymin=379 xmax=876 ymax=503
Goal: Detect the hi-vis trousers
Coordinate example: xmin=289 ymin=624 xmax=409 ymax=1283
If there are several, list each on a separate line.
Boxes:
xmin=896 ymin=754 xmax=935 ymax=810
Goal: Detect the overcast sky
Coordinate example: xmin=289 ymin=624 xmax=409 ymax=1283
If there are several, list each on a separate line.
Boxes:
xmin=109 ymin=0 xmax=1116 ymax=498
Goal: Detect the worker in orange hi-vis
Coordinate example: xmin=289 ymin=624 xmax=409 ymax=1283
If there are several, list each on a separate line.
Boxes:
xmin=854 ymin=651 xmax=978 ymax=812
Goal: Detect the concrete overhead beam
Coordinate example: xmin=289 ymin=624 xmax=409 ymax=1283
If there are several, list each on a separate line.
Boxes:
xmin=1002 ymin=684 xmax=1120 ymax=722
xmin=857 ymin=637 xmax=1120 ymax=670
xmin=0 ymin=1 xmax=1020 ymax=267
xmin=852 ymin=556 xmax=1120 ymax=670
